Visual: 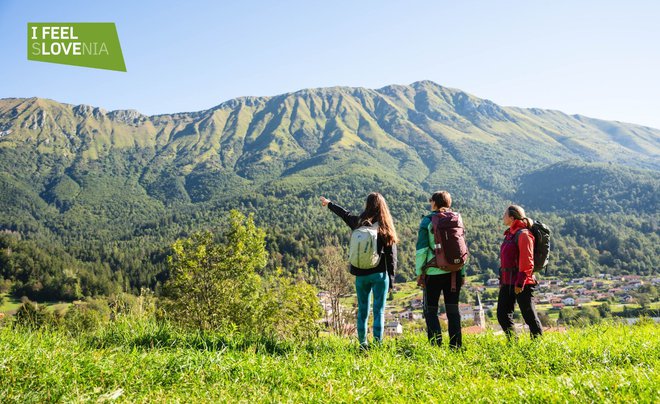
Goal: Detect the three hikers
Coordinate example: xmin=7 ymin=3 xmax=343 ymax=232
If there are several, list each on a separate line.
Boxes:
xmin=322 ymin=193 xmax=549 ymax=346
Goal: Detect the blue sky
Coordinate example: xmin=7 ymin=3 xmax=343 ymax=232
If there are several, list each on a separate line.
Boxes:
xmin=1 ymin=1 xmax=659 ymax=128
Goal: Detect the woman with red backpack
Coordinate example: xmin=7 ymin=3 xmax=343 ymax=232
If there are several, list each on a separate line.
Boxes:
xmin=320 ymin=193 xmax=398 ymax=349
xmin=416 ymin=191 xmax=467 ymax=349
xmin=497 ymin=204 xmax=543 ymax=339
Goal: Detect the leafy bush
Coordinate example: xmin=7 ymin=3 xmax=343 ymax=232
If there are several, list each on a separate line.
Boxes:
xmin=62 ymin=298 xmax=111 ymax=334
xmin=160 ymin=210 xmax=321 ymax=340
xmin=261 ymin=275 xmax=322 ymax=340
xmin=13 ymin=297 xmax=55 ymax=329
xmin=108 ymin=289 xmax=157 ymax=320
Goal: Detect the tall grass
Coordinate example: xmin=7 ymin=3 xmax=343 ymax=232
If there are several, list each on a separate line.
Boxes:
xmin=1 ymin=319 xmax=658 ymax=402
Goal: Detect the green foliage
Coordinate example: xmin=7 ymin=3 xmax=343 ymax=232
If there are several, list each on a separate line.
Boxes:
xmin=598 ymin=302 xmax=612 ymax=318
xmin=161 ymin=210 xmax=267 ymax=332
xmin=108 ymin=289 xmax=158 ymax=320
xmin=62 ymin=298 xmax=110 ymax=334
xmin=0 ymin=231 xmax=116 ymax=301
xmin=556 ymin=304 xmax=636 ymax=327
xmin=537 ymin=311 xmax=554 ymax=327
xmin=160 ymin=210 xmax=321 ymax=340
xmin=13 ymin=297 xmax=56 ymax=329
xmin=518 ymin=160 xmax=660 ymax=213
xmin=261 ymin=274 xmax=322 ymax=340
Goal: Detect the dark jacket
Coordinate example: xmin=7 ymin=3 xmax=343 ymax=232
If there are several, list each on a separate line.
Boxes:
xmin=327 ymin=202 xmax=397 ymax=285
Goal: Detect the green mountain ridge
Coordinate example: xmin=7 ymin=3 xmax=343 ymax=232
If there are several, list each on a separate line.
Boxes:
xmin=2 ymin=82 xmax=658 ymax=212
xmin=2 ymin=81 xmax=658 ymax=176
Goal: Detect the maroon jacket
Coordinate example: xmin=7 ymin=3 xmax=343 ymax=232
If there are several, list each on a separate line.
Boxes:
xmin=499 ymin=219 xmax=536 ymax=287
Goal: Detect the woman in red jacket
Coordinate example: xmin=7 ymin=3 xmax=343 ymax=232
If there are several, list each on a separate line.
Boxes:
xmin=497 ymin=205 xmax=543 ymax=339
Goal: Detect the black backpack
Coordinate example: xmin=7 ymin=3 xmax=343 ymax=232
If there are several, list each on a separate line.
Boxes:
xmin=514 ymin=220 xmax=551 ymax=273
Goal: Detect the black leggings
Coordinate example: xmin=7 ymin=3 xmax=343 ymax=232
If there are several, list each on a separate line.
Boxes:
xmin=497 ymin=284 xmax=543 ymax=338
xmin=423 ymin=273 xmax=462 ymax=348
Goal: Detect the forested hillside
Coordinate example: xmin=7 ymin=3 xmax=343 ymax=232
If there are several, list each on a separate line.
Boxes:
xmin=0 ymin=81 xmax=658 ymax=300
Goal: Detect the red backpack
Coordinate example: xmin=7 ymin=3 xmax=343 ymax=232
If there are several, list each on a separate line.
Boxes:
xmin=423 ymin=211 xmax=469 ymax=272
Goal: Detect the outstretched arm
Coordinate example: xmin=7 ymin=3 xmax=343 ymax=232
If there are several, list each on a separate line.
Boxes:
xmin=320 ymin=197 xmax=360 ymax=229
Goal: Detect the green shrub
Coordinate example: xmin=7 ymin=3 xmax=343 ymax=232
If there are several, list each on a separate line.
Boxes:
xmin=262 ymin=275 xmax=322 ymax=340
xmin=160 ymin=210 xmax=321 ymax=340
xmin=108 ymin=289 xmax=156 ymax=320
xmin=63 ymin=298 xmax=110 ymax=334
xmin=160 ymin=210 xmax=268 ymax=332
xmin=13 ymin=297 xmax=55 ymax=329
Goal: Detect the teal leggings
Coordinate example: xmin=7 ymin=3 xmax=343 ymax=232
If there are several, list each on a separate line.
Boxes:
xmin=355 ymin=272 xmax=389 ymax=344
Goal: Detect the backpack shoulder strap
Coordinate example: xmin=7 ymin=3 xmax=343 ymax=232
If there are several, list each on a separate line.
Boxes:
xmin=514 ymin=228 xmax=536 ymax=247
xmin=513 ymin=228 xmax=526 ymax=244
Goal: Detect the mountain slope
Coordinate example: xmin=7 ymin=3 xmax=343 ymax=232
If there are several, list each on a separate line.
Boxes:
xmin=516 ymin=160 xmax=660 ymax=214
xmin=1 ymin=81 xmax=658 ymax=203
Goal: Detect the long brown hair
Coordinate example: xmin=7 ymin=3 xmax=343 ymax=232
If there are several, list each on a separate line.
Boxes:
xmin=507 ymin=204 xmax=533 ymax=228
xmin=358 ymin=192 xmax=399 ymax=246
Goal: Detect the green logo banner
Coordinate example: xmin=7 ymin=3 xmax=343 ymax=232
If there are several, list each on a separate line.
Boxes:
xmin=28 ymin=23 xmax=126 ymax=72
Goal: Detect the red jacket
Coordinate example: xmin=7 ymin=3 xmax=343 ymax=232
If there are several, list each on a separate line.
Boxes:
xmin=499 ymin=219 xmax=536 ymax=287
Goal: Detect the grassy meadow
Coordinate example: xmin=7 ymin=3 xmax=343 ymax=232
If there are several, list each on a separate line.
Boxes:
xmin=0 ymin=318 xmax=657 ymax=403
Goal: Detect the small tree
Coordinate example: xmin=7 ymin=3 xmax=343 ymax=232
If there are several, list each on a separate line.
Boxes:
xmin=318 ymin=244 xmax=354 ymax=336
xmin=14 ymin=297 xmax=54 ymax=329
xmin=637 ymin=294 xmax=650 ymax=310
xmin=537 ymin=311 xmax=554 ymax=328
xmin=263 ymin=273 xmax=322 ymax=340
xmin=558 ymin=307 xmax=575 ymax=325
xmin=598 ymin=302 xmax=611 ymax=318
xmin=162 ymin=210 xmax=267 ymax=332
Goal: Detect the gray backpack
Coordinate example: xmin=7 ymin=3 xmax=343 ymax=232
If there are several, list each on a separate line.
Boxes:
xmin=349 ymin=222 xmax=381 ymax=269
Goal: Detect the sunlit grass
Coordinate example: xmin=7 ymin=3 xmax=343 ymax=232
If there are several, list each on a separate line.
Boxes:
xmin=0 ymin=319 xmax=657 ymax=402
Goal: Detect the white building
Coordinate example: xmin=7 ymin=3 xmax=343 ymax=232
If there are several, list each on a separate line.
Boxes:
xmin=385 ymin=320 xmax=403 ymax=336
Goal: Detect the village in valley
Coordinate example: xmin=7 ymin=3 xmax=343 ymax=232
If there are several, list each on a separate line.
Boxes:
xmin=318 ymin=274 xmax=660 ymax=336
